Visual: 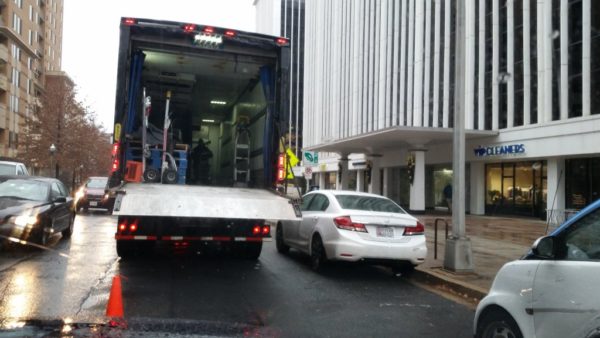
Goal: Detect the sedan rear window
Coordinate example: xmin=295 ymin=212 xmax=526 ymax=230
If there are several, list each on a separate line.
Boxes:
xmin=335 ymin=195 xmax=405 ymax=213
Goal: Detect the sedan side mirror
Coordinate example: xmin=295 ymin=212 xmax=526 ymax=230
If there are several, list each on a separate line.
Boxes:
xmin=54 ymin=196 xmax=67 ymax=203
xmin=532 ymin=236 xmax=556 ymax=259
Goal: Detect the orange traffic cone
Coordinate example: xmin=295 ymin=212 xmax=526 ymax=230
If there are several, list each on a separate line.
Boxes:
xmin=106 ymin=275 xmax=124 ymax=318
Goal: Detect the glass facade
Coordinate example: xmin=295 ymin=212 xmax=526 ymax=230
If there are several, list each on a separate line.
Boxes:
xmin=485 ymin=161 xmax=547 ymax=217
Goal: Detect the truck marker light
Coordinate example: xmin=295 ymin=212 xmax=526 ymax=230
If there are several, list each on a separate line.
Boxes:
xmin=275 ymin=37 xmax=289 ymax=46
xmin=123 ymin=18 xmax=136 ymax=26
xmin=183 ymin=24 xmax=196 ymax=33
xmin=224 ymin=30 xmax=236 ymax=37
xmin=203 ymin=26 xmax=215 ymax=33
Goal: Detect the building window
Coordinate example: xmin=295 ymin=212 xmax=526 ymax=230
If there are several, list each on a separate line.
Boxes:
xmin=29 ymin=5 xmax=33 ymax=21
xmin=514 ymin=0 xmax=524 ymax=127
xmin=28 ymin=30 xmax=32 ymax=45
xmin=566 ymin=158 xmax=600 ymax=209
xmin=568 ymin=0 xmax=583 ymax=118
xmin=12 ymin=13 xmax=22 ymax=35
xmin=592 ymin=1 xmax=600 ymax=114
xmin=552 ymin=0 xmax=561 ymax=120
xmin=11 ymin=68 xmax=20 ymax=88
xmin=530 ymin=0 xmax=538 ymax=123
xmin=26 ymin=79 xmax=30 ymax=94
xmin=27 ymin=57 xmax=31 ymax=70
xmin=14 ymin=0 xmax=22 ymax=9
xmin=485 ymin=161 xmax=547 ymax=216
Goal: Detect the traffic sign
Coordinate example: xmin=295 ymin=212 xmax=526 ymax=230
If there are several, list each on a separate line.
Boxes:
xmin=304 ymin=166 xmax=313 ymax=180
xmin=303 ymin=151 xmax=319 ymax=166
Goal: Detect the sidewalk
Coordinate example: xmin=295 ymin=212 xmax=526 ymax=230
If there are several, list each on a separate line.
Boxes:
xmin=411 ymin=213 xmax=549 ymax=302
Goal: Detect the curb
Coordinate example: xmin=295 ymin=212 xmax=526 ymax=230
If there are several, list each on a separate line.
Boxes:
xmin=409 ymin=267 xmax=488 ymax=304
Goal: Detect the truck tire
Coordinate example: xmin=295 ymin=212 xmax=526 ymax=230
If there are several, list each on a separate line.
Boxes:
xmin=234 ymin=242 xmax=262 ymax=260
xmin=116 ymin=240 xmax=135 ymax=259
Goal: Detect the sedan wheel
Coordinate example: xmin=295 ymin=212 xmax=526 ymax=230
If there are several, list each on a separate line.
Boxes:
xmin=275 ymin=223 xmax=290 ymax=254
xmin=477 ymin=310 xmax=523 ymax=338
xmin=310 ymin=235 xmax=327 ymax=271
xmin=62 ymin=214 xmax=75 ymax=239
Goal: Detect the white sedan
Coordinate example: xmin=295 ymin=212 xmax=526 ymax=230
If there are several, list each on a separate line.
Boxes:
xmin=276 ymin=190 xmax=427 ymax=271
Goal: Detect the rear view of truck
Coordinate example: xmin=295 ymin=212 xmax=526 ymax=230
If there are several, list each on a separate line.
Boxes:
xmin=109 ymin=18 xmax=300 ymax=259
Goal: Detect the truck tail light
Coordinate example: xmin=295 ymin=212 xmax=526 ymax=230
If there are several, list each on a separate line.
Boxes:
xmin=262 ymin=226 xmax=270 ymax=235
xmin=111 ymin=143 xmax=120 ymax=157
xmin=252 ymin=225 xmax=261 ymax=235
xmin=276 ymin=153 xmax=286 ymax=183
xmin=118 ymin=222 xmax=126 ymax=231
xmin=403 ymin=222 xmax=425 ymax=236
xmin=334 ymin=216 xmax=367 ymax=233
xmin=111 ymin=142 xmax=120 ymax=172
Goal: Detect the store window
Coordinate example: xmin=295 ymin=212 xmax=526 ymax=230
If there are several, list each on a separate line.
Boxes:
xmin=324 ymin=172 xmax=336 ymax=190
xmin=485 ymin=161 xmax=547 ymax=217
xmin=566 ymin=158 xmax=600 ymax=209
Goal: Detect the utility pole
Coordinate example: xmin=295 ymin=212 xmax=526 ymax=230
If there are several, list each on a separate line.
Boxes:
xmin=444 ymin=0 xmax=474 ymax=272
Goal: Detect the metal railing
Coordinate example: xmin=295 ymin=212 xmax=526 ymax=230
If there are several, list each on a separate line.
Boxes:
xmin=433 ymin=218 xmax=450 ymax=260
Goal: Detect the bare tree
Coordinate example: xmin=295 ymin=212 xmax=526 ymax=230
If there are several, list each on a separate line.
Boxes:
xmin=21 ymin=75 xmax=111 ymax=190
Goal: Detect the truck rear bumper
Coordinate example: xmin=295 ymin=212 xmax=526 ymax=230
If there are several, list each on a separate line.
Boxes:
xmin=115 ymin=234 xmax=272 ymax=242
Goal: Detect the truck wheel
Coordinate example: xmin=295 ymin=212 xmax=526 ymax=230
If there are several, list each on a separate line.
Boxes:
xmin=116 ymin=240 xmax=135 ymax=259
xmin=275 ymin=223 xmax=290 ymax=254
xmin=162 ymin=169 xmax=178 ymax=184
xmin=143 ymin=168 xmax=160 ymax=183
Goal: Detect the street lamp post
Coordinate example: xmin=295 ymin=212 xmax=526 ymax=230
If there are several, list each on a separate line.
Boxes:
xmin=49 ymin=144 xmax=57 ymax=178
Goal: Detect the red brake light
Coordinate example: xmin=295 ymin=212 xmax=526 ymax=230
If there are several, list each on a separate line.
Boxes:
xmin=203 ymin=26 xmax=214 ymax=34
xmin=262 ymin=226 xmax=270 ymax=235
xmin=404 ymin=222 xmax=425 ymax=236
xmin=334 ymin=216 xmax=367 ymax=233
xmin=275 ymin=37 xmax=289 ymax=46
xmin=183 ymin=24 xmax=196 ymax=33
xmin=123 ymin=18 xmax=136 ymax=26
xmin=252 ymin=225 xmax=261 ymax=235
xmin=111 ymin=159 xmax=119 ymax=172
xmin=129 ymin=224 xmax=137 ymax=232
xmin=224 ymin=30 xmax=236 ymax=37
xmin=118 ymin=221 xmax=127 ymax=231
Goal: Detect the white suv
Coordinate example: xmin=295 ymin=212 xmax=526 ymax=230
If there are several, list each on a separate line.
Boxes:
xmin=474 ymin=200 xmax=600 ymax=338
xmin=0 ymin=161 xmax=30 ymax=176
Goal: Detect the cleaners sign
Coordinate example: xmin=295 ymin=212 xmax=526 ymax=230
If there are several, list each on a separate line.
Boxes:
xmin=474 ymin=144 xmax=525 ymax=157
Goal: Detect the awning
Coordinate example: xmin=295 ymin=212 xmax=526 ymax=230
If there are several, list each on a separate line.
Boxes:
xmin=304 ymin=126 xmax=497 ymax=154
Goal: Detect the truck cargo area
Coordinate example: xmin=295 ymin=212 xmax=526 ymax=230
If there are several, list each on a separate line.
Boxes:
xmin=126 ymin=39 xmax=277 ymax=187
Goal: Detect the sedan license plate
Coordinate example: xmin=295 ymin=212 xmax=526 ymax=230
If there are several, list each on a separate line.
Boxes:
xmin=376 ymin=227 xmax=394 ymax=238
xmin=89 ymin=201 xmax=98 ymax=207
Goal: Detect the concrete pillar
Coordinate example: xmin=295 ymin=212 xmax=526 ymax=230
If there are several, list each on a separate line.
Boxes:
xmin=356 ymin=170 xmax=364 ymax=192
xmin=337 ymin=159 xmax=349 ymax=190
xmin=469 ymin=162 xmax=486 ymax=215
xmin=409 ymin=150 xmax=426 ymax=212
xmin=318 ymin=172 xmax=326 ymax=190
xmin=382 ymin=167 xmax=390 ymax=197
xmin=547 ymin=157 xmax=566 ymax=214
xmin=368 ymin=161 xmax=382 ymax=195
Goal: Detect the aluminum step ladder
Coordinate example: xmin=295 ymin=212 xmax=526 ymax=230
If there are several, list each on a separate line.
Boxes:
xmin=233 ymin=122 xmax=251 ymax=185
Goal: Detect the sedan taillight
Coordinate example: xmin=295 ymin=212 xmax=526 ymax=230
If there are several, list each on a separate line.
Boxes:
xmin=334 ymin=216 xmax=368 ymax=233
xmin=403 ymin=222 xmax=425 ymax=236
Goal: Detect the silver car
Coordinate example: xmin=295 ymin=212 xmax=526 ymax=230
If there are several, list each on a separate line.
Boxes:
xmin=276 ymin=190 xmax=427 ymax=271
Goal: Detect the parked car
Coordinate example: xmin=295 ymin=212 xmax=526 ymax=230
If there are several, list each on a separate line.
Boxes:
xmin=0 ymin=176 xmax=75 ymax=247
xmin=75 ymin=177 xmax=111 ymax=213
xmin=474 ymin=199 xmax=600 ymax=338
xmin=276 ymin=190 xmax=427 ymax=271
xmin=0 ymin=161 xmax=30 ymax=176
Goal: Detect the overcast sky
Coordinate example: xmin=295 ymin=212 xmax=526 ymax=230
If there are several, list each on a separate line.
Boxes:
xmin=62 ymin=0 xmax=257 ymax=132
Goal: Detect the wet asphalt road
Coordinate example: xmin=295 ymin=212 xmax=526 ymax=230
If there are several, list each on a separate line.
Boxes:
xmin=0 ymin=213 xmax=474 ymax=337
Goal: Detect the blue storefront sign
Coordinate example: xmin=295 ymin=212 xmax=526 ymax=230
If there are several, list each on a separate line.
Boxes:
xmin=474 ymin=144 xmax=525 ymax=157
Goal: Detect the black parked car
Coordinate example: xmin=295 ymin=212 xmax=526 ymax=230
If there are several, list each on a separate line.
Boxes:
xmin=0 ymin=176 xmax=75 ymax=247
